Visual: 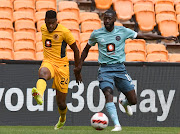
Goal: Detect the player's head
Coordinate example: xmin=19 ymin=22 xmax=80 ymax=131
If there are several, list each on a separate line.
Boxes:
xmin=104 ymin=9 xmax=116 ymax=31
xmin=45 ymin=10 xmax=57 ymax=33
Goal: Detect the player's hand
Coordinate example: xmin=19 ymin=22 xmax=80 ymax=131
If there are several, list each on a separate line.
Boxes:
xmin=165 ymin=36 xmax=178 ymax=41
xmin=74 ymin=66 xmax=82 ymax=84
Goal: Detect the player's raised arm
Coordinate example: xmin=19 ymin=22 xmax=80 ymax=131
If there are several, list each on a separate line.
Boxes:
xmin=136 ymin=33 xmax=178 ymax=41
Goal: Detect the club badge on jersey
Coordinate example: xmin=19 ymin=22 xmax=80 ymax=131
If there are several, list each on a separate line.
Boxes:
xmin=106 ymin=43 xmax=115 ymax=55
xmin=45 ymin=39 xmax=52 ymax=47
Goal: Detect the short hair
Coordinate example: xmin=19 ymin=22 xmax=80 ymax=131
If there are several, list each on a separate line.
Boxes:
xmin=104 ymin=9 xmax=117 ymax=17
xmin=45 ymin=10 xmax=57 ymax=19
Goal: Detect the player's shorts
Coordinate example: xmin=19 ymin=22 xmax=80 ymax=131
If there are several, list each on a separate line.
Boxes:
xmin=39 ymin=60 xmax=69 ymax=93
xmin=98 ymin=63 xmax=134 ymax=93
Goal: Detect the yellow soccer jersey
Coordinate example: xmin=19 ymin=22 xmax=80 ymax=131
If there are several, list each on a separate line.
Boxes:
xmin=41 ymin=24 xmax=75 ymax=64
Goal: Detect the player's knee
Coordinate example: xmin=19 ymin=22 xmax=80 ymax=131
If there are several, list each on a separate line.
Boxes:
xmin=102 ymin=87 xmax=113 ymax=102
xmin=39 ymin=69 xmax=50 ymax=79
xmin=57 ymin=101 xmax=66 ymax=110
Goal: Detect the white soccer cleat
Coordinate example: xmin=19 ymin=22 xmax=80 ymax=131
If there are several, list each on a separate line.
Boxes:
xmin=119 ymin=99 xmax=133 ymax=116
xmin=111 ymin=125 xmax=122 ymax=131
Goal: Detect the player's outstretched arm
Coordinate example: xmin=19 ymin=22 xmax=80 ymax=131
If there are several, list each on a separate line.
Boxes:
xmin=136 ymin=33 xmax=178 ymax=41
xmin=69 ymin=42 xmax=82 ymax=84
xmin=74 ymin=43 xmax=92 ymax=76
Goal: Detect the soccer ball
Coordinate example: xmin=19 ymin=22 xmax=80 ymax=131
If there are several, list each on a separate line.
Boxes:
xmin=91 ymin=112 xmax=109 ymax=130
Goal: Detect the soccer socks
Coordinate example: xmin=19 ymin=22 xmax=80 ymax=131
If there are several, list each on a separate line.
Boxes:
xmin=36 ymin=78 xmax=47 ymax=97
xmin=58 ymin=107 xmax=67 ymax=122
xmin=121 ymin=99 xmax=130 ymax=107
xmin=105 ymin=102 xmax=120 ymax=126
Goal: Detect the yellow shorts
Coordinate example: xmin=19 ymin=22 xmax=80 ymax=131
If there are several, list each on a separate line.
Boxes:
xmin=39 ymin=60 xmax=69 ymax=93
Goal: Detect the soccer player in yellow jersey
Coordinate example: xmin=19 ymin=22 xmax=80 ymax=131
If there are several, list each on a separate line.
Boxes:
xmin=31 ymin=10 xmax=82 ymax=130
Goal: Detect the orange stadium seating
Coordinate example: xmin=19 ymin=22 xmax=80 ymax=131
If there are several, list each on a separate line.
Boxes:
xmin=36 ymin=42 xmax=43 ymax=52
xmin=0 ymin=0 xmax=13 ymax=17
xmin=35 ymin=11 xmax=46 ymax=22
xmin=113 ymin=0 xmax=134 ymax=21
xmin=0 ymin=31 xmax=13 ymax=45
xmin=57 ymin=12 xmax=79 ymax=24
xmin=13 ymin=11 xmax=35 ymax=22
xmin=36 ymin=1 xmax=56 ymax=12
xmin=14 ymin=31 xmax=35 ymax=45
xmin=14 ymin=41 xmax=35 ymax=53
xmin=147 ymin=53 xmax=168 ymax=62
xmin=95 ymin=0 xmax=112 ymax=9
xmin=36 ymin=32 xmax=42 ymax=42
xmin=169 ymin=53 xmax=180 ymax=62
xmin=80 ymin=12 xmax=101 ymax=24
xmin=0 ymin=11 xmax=13 ymax=22
xmin=14 ymin=1 xmax=35 ymax=15
xmin=0 ymin=20 xmax=14 ymax=37
xmin=126 ymin=52 xmax=146 ymax=62
xmin=36 ymin=51 xmax=44 ymax=60
xmin=81 ymin=21 xmax=101 ymax=33
xmin=0 ymin=50 xmax=13 ymax=60
xmin=14 ymin=51 xmax=36 ymax=60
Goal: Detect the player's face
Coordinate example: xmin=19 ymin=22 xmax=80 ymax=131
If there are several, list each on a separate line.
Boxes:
xmin=45 ymin=18 xmax=57 ymax=33
xmin=104 ymin=13 xmax=116 ymax=31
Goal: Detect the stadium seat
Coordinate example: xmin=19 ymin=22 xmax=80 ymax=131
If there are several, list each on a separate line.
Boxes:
xmin=0 ymin=20 xmax=14 ymax=37
xmin=59 ymin=1 xmax=80 ymax=19
xmin=0 ymin=50 xmax=13 ymax=60
xmin=36 ymin=51 xmax=44 ymax=60
xmin=113 ymin=0 xmax=134 ymax=21
xmin=36 ymin=42 xmax=43 ymax=52
xmin=135 ymin=10 xmax=156 ymax=32
xmin=125 ymin=39 xmax=146 ymax=49
xmin=36 ymin=32 xmax=42 ymax=42
xmin=81 ymin=21 xmax=101 ymax=33
xmin=36 ymin=1 xmax=56 ymax=12
xmin=0 ymin=41 xmax=13 ymax=51
xmin=126 ymin=52 xmax=146 ymax=62
xmin=14 ymin=31 xmax=35 ymax=45
xmin=146 ymin=53 xmax=168 ymax=62
xmin=134 ymin=3 xmax=154 ymax=14
xmin=175 ymin=3 xmax=180 ymax=14
xmin=14 ymin=1 xmax=35 ymax=15
xmin=114 ymin=22 xmax=123 ymax=26
xmin=35 ymin=11 xmax=46 ymax=22
xmin=156 ymin=12 xmax=176 ymax=24
xmin=158 ymin=19 xmax=179 ymax=37
xmin=0 ymin=1 xmax=13 ymax=17
xmin=155 ymin=4 xmax=174 ymax=14
xmin=37 ymin=20 xmax=45 ymax=32
xmin=14 ymin=41 xmax=35 ymax=53
xmin=177 ymin=14 xmax=180 ymax=31
xmin=155 ymin=0 xmax=174 ymax=6
xmin=125 ymin=42 xmax=146 ymax=55
xmin=169 ymin=53 xmax=180 ymax=62
xmin=80 ymin=32 xmax=91 ymax=43
xmin=80 ymin=12 xmax=101 ymax=24
xmin=0 ymin=11 xmax=13 ymax=21
xmin=146 ymin=44 xmax=168 ymax=57
xmin=15 ymin=20 xmax=36 ymax=35
xmin=14 ymin=51 xmax=36 ymax=60
xmin=57 ymin=12 xmax=79 ymax=24
xmin=174 ymin=0 xmax=180 ymax=5
xmin=13 ymin=11 xmax=35 ymax=22
xmin=60 ymin=21 xmax=80 ymax=34
xmin=95 ymin=0 xmax=112 ymax=9
xmin=0 ymin=31 xmax=13 ymax=44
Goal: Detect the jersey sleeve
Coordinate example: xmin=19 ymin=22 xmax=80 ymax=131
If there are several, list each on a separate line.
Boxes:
xmin=64 ymin=30 xmax=76 ymax=46
xmin=125 ymin=28 xmax=137 ymax=39
xmin=88 ymin=31 xmax=97 ymax=46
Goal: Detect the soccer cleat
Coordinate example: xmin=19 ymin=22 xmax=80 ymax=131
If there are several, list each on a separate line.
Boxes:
xmin=32 ymin=87 xmax=43 ymax=105
xmin=54 ymin=117 xmax=66 ymax=130
xmin=111 ymin=125 xmax=122 ymax=131
xmin=119 ymin=99 xmax=133 ymax=116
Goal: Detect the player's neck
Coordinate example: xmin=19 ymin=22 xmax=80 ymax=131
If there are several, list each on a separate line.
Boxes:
xmin=106 ymin=26 xmax=114 ymax=32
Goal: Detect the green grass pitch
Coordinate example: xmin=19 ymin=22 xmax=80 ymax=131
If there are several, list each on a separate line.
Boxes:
xmin=0 ymin=126 xmax=179 ymax=134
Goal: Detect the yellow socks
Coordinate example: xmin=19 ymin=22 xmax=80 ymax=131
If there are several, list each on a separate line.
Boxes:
xmin=58 ymin=107 xmax=67 ymax=122
xmin=36 ymin=78 xmax=47 ymax=97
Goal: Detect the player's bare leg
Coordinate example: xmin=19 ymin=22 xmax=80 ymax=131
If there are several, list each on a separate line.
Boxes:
xmin=103 ymin=88 xmax=122 ymax=132
xmin=119 ymin=90 xmax=137 ymax=116
xmin=32 ymin=67 xmax=51 ymax=105
xmin=54 ymin=90 xmax=68 ymax=130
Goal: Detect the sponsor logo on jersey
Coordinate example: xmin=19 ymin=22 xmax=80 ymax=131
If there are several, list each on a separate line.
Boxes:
xmin=45 ymin=39 xmax=52 ymax=47
xmin=106 ymin=43 xmax=115 ymax=52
